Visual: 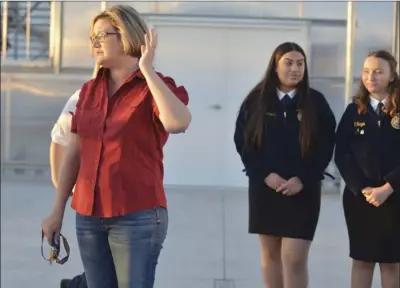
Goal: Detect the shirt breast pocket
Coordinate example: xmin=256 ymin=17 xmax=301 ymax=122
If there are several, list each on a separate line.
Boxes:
xmin=117 ymin=91 xmax=149 ymax=123
xmin=76 ymin=105 xmax=102 ymax=139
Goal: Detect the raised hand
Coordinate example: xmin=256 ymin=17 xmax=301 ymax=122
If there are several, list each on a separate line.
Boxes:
xmin=139 ymin=28 xmax=157 ymax=73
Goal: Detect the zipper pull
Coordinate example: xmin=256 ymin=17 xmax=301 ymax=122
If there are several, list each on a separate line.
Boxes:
xmin=378 ymin=120 xmax=381 ymax=127
xmin=284 ymin=111 xmax=287 ymax=119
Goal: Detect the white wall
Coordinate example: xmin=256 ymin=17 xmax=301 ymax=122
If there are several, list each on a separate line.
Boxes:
xmin=149 ymin=16 xmax=309 ymax=188
xmin=61 ymin=2 xmax=395 ymax=76
xmin=4 ymin=1 xmax=395 ymax=189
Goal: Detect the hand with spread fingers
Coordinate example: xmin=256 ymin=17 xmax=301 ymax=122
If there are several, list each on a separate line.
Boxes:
xmin=364 ymin=184 xmax=393 ymax=207
xmin=276 ymin=177 xmax=304 ymax=196
xmin=139 ymin=28 xmax=157 ymax=74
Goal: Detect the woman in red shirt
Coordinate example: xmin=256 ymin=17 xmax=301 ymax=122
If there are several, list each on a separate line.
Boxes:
xmin=41 ymin=5 xmax=191 ymax=288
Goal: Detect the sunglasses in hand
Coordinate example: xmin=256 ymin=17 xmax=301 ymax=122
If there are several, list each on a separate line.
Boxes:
xmin=41 ymin=231 xmax=70 ymax=265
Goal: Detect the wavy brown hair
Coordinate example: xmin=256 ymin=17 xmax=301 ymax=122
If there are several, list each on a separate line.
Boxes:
xmin=241 ymin=42 xmax=317 ymax=158
xmin=354 ymin=50 xmax=400 ymax=117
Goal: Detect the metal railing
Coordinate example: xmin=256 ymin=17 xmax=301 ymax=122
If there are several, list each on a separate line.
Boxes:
xmin=1 ymin=1 xmax=353 ymax=74
xmin=0 ymin=74 xmax=357 ymax=172
xmin=394 ymin=1 xmax=400 ymax=74
xmin=1 ymin=1 xmax=51 ymax=61
xmin=0 ymin=75 xmax=342 ymax=194
xmin=1 ymin=0 xmax=109 ymax=72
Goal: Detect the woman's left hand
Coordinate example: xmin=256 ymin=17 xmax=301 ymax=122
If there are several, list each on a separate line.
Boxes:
xmin=365 ymin=184 xmax=393 ymax=207
xmin=139 ymin=28 xmax=157 ymax=74
xmin=276 ymin=177 xmax=303 ymax=196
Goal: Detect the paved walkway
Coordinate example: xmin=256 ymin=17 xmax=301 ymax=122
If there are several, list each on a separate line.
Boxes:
xmin=1 ymin=181 xmax=382 ymax=288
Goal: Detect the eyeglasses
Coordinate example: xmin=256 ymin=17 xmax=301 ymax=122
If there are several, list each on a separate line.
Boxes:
xmin=41 ymin=231 xmax=70 ymax=265
xmin=90 ymin=31 xmax=120 ymax=43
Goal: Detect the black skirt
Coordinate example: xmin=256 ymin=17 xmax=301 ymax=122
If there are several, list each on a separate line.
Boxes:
xmin=343 ymin=188 xmax=400 ymax=263
xmin=248 ymin=180 xmax=321 ymax=241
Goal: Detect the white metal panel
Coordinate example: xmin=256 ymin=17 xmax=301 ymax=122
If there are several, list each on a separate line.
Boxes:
xmin=61 ymin=2 xmax=101 ymax=68
xmin=154 ymin=25 xmax=227 ymax=187
xmin=151 ymin=16 xmax=309 ymax=188
xmin=223 ymin=25 xmax=309 ymax=188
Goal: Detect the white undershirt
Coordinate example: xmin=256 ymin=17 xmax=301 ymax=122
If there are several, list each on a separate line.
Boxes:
xmin=277 ymin=89 xmax=296 ymax=100
xmin=50 ymin=89 xmax=80 ymax=194
xmin=369 ymin=95 xmax=387 ymax=112
xmin=50 ymin=89 xmax=80 ymax=146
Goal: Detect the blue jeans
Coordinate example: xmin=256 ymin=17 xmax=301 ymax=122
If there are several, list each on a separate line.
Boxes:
xmin=76 ymin=207 xmax=168 ymax=288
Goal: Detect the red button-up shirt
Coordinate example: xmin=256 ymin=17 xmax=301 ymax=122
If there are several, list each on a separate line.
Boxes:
xmin=70 ymin=68 xmax=189 ymax=218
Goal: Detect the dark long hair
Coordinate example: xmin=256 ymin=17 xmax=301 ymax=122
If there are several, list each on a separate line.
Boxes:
xmin=241 ymin=42 xmax=317 ymax=158
xmin=354 ymin=50 xmax=400 ymax=117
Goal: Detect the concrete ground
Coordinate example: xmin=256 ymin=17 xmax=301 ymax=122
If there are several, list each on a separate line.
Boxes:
xmin=1 ymin=180 xmax=383 ymax=288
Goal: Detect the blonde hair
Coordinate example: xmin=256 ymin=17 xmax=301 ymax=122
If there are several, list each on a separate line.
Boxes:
xmin=90 ymin=5 xmax=149 ymax=58
xmin=355 ymin=50 xmax=400 ymax=117
xmin=92 ymin=63 xmax=101 ymax=78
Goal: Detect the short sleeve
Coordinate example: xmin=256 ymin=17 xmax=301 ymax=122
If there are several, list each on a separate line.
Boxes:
xmin=152 ymin=76 xmax=189 ymax=116
xmin=51 ymin=90 xmax=80 ymax=146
